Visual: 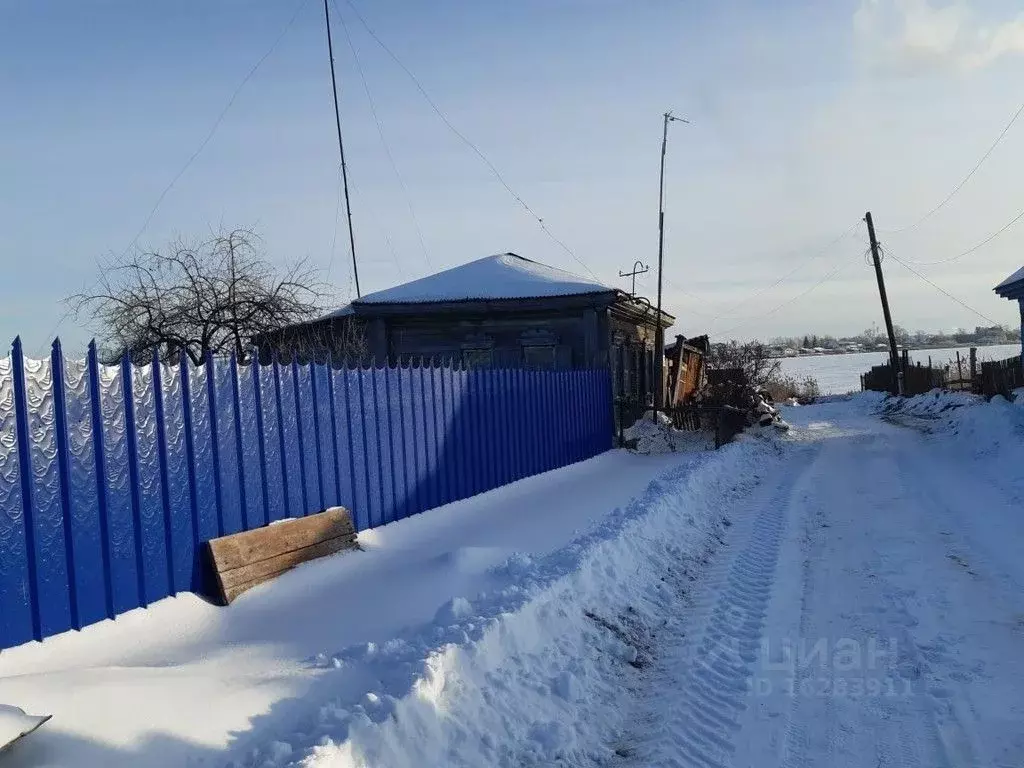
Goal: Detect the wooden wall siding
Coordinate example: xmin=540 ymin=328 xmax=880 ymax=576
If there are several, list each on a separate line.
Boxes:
xmin=386 ymin=312 xmax=593 ymax=369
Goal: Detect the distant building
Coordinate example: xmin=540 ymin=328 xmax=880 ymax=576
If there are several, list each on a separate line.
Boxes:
xmin=260 ymin=252 xmax=674 ymax=407
xmin=994 ymin=266 xmax=1024 ymax=362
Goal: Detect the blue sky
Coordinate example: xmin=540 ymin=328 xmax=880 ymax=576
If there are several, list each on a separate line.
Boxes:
xmin=2 ymin=0 xmax=1024 ymax=353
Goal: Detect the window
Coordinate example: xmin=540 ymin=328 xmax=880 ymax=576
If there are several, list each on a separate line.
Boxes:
xmin=523 ymin=344 xmax=556 ymax=370
xmin=462 ymin=347 xmax=493 ymax=369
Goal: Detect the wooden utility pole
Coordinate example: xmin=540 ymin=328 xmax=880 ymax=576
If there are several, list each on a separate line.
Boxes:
xmin=864 ymin=211 xmax=902 ymax=395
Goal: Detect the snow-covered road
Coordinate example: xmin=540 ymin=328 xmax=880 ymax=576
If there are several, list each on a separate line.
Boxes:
xmin=617 ymin=398 xmax=1024 ymax=768
xmin=2 ymin=392 xmax=1022 ymax=767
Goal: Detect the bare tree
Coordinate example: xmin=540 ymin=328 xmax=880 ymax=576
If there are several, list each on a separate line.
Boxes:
xmin=70 ymin=229 xmax=330 ymax=364
xmin=706 ymin=341 xmax=781 ymax=389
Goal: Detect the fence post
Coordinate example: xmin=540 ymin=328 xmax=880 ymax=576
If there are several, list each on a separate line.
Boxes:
xmin=272 ymin=357 xmax=290 ymax=519
xmin=251 ymin=352 xmax=270 ymax=526
xmin=86 ymin=341 xmax=115 ymax=619
xmin=178 ymin=353 xmax=201 ymax=590
xmin=11 ymin=338 xmax=41 ymax=640
xmin=150 ymin=350 xmax=176 ymax=596
xmin=204 ymin=350 xmax=225 ymax=537
xmin=309 ymin=360 xmax=326 ymax=513
xmin=291 ymin=355 xmax=310 ymax=516
xmin=50 ymin=339 xmax=80 ymax=630
xmin=120 ymin=352 xmax=148 ymax=607
xmin=229 ymin=352 xmax=249 ymax=530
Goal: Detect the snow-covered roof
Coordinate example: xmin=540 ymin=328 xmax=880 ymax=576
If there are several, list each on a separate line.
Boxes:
xmin=323 ymin=253 xmax=615 ymax=318
xmin=995 ymin=265 xmax=1024 ymax=298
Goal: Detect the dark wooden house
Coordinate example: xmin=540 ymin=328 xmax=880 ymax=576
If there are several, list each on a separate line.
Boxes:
xmin=261 ymin=253 xmax=673 ymax=407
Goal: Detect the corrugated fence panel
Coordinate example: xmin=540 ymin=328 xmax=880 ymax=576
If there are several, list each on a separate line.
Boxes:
xmin=259 ymin=363 xmax=286 ymax=523
xmin=62 ymin=357 xmax=107 ymax=628
xmin=23 ymin=355 xmax=73 ymax=637
xmin=213 ymin=359 xmax=243 ymax=535
xmin=398 ymin=365 xmax=418 ymax=519
xmin=278 ymin=362 xmax=304 ymax=521
xmin=237 ymin=361 xmax=265 ymax=529
xmin=373 ymin=367 xmax=396 ymax=526
xmin=295 ymin=362 xmax=319 ymax=515
xmin=0 ymin=355 xmax=33 ymax=647
xmin=330 ymin=366 xmax=356 ymax=520
xmin=131 ymin=364 xmax=171 ymax=604
xmin=98 ymin=362 xmax=142 ymax=615
xmin=361 ymin=368 xmax=384 ymax=529
xmin=188 ymin=360 xmax=220 ymax=544
xmin=312 ymin=363 xmax=336 ymax=512
xmin=160 ymin=360 xmax=193 ymax=595
xmin=0 ymin=351 xmax=615 ymax=650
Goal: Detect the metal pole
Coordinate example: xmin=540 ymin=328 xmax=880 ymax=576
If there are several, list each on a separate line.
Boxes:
xmin=864 ymin=211 xmax=902 ymax=395
xmin=324 ymin=0 xmax=361 ymax=297
xmin=654 ymin=112 xmax=688 ymax=421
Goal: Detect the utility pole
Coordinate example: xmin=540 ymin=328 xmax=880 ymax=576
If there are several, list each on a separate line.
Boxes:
xmin=655 ymin=111 xmax=688 ymax=420
xmin=619 ymin=260 xmax=649 ymax=298
xmin=324 ymin=0 xmax=361 ymax=297
xmin=865 ymin=211 xmax=902 ymax=395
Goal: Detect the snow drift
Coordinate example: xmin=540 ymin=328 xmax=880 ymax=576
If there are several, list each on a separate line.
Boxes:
xmin=235 ymin=440 xmax=778 ymax=767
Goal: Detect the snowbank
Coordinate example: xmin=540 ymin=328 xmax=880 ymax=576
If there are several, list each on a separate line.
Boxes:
xmin=621 ymin=411 xmax=712 ymax=454
xmin=232 ymin=441 xmax=776 ymax=767
xmin=0 ymin=450 xmax=725 ymax=768
xmin=879 ymin=389 xmax=1024 ymax=485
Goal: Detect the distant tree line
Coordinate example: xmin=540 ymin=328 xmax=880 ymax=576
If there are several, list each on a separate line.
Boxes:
xmin=766 ymin=323 xmax=1019 ymax=351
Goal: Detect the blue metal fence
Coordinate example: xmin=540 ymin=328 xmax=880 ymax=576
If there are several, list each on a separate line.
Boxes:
xmin=0 ymin=339 xmax=613 ymax=650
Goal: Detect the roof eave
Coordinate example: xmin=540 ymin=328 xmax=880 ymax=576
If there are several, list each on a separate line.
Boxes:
xmin=994 ymin=279 xmax=1024 ymax=300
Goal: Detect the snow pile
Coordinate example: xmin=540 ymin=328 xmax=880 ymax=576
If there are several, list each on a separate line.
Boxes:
xmin=0 ymin=705 xmax=49 ymax=752
xmin=880 ymin=389 xmax=1024 ymax=484
xmin=621 ymin=411 xmax=712 ymax=454
xmin=235 ymin=441 xmax=774 ymax=767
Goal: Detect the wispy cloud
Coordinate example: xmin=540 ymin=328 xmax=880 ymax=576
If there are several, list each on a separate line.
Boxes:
xmin=855 ymin=0 xmax=1024 ymax=72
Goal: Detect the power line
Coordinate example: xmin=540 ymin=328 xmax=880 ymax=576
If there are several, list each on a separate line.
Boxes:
xmin=40 ymin=0 xmax=310 ymax=352
xmin=705 ymin=221 xmax=862 ymax=324
xmin=886 ymin=97 xmax=1024 ymax=234
xmin=709 ymin=254 xmax=859 ymax=339
xmin=884 ymin=247 xmax=1004 ymax=327
xmin=331 ymin=0 xmax=432 ymax=271
xmin=340 ymin=0 xmax=603 ymax=282
xmin=895 ymin=203 xmax=1024 ymax=266
xmin=127 ymin=0 xmax=310 ymax=258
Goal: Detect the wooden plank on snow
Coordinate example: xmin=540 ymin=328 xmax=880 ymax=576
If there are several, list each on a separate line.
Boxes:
xmin=207 ymin=507 xmax=358 ymax=604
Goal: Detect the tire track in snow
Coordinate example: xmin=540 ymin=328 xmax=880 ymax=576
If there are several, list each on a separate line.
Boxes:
xmin=614 ymin=443 xmax=816 ymax=768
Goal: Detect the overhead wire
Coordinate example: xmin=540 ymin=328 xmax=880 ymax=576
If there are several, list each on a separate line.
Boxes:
xmin=41 ymin=0 xmax=310 ymax=352
xmin=331 ymin=0 xmax=433 ymax=272
xmin=892 ymin=203 xmax=1024 ymax=266
xmin=702 ymin=221 xmax=862 ymax=325
xmin=341 ymin=0 xmax=603 ymax=282
xmin=708 ymin=252 xmax=863 ymax=340
xmin=882 ymin=246 xmax=1004 ymax=327
xmin=885 ymin=97 xmax=1024 ymax=234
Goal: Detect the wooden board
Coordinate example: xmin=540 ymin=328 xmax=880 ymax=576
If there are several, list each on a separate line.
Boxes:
xmin=207 ymin=508 xmax=358 ymax=604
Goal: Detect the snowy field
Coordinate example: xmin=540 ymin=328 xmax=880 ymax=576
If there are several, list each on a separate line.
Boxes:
xmin=2 ymin=390 xmax=1023 ymax=767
